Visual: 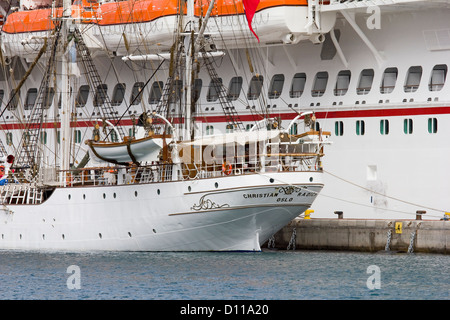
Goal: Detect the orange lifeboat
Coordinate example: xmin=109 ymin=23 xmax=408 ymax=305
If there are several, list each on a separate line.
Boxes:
xmin=1 ymin=0 xmax=335 ymax=59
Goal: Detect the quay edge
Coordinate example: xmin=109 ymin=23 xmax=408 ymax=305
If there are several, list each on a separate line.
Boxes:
xmin=266 ymin=218 xmax=450 ymax=254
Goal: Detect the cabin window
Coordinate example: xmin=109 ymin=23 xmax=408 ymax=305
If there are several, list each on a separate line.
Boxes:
xmin=206 ymin=125 xmax=214 ymax=135
xmin=403 ymin=119 xmax=413 ymax=134
xmin=290 ymin=123 xmax=298 ymax=135
xmin=111 ymin=83 xmax=126 ymax=106
xmin=312 ymin=72 xmax=328 ymax=97
xmin=7 ymin=89 xmax=20 ymax=111
xmin=315 ymin=122 xmax=320 ymax=131
xmin=334 ymin=121 xmax=344 ymax=136
xmin=227 ymin=76 xmax=242 ymax=101
xmin=6 ymin=132 xmax=13 ymax=146
xmin=149 ymin=81 xmax=163 ymax=104
xmin=42 ymin=87 xmax=55 ymax=109
xmin=357 ymin=69 xmax=374 ymax=95
xmin=428 ymin=118 xmax=438 ymax=133
xmin=245 ymin=124 xmax=254 ymax=131
xmin=268 ymin=74 xmax=284 ymax=99
xmin=109 ymin=129 xmax=118 ymax=142
xmin=380 ymin=68 xmax=398 ymax=94
xmin=290 ymin=73 xmax=306 ymax=98
xmin=429 ymin=64 xmax=447 ymax=91
xmin=74 ymin=130 xmax=82 ymax=144
xmin=356 ymin=120 xmax=365 ymax=136
xmin=226 ymin=124 xmax=234 ymax=133
xmin=193 ymin=79 xmax=202 ymax=103
xmin=334 ymin=70 xmax=351 ymax=96
xmin=40 ymin=131 xmax=47 ymax=145
xmin=76 ymin=85 xmax=90 ymax=108
xmin=169 ymin=80 xmax=183 ymax=103
xmin=94 ymin=84 xmax=108 ymax=107
xmin=380 ymin=119 xmax=389 ymax=135
xmin=247 ymin=75 xmax=263 ymax=100
xmin=130 ymin=82 xmax=144 ymax=105
xmin=207 ymin=78 xmax=222 ymax=102
xmin=129 ymin=128 xmax=135 ymax=137
xmin=25 ymin=88 xmax=38 ymax=110
xmin=404 ymin=66 xmax=422 ymax=92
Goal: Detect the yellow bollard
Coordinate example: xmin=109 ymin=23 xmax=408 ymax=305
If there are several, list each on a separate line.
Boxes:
xmin=304 ymin=209 xmax=313 ymax=219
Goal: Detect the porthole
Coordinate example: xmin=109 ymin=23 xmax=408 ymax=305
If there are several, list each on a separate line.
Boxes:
xmin=135 ymin=191 xmax=138 ymax=197
xmin=128 ymin=232 xmax=132 ymax=238
xmin=103 ymin=193 xmax=106 ymax=199
xmin=62 ymin=234 xmax=65 ymax=240
xmin=309 ymin=177 xmax=313 ymax=182
xmin=152 ymin=229 xmax=157 ymax=233
xmin=68 ymin=194 xmax=71 ymax=200
xmin=215 ymin=182 xmax=218 ymax=188
xmin=99 ymin=233 xmax=102 ymax=239
xmin=188 ymin=186 xmax=191 ymax=192
xmin=83 ymin=194 xmax=86 ymax=200
xmin=269 ymin=178 xmax=274 ymax=183
xmin=20 ymin=234 xmax=22 ymax=240
xmin=157 ymin=189 xmax=160 ymax=195
xmin=42 ymin=234 xmax=45 ymax=240
xmin=113 ymin=193 xmax=116 ymax=198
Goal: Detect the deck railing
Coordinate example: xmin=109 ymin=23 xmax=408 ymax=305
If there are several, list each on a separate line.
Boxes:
xmin=51 ymin=149 xmax=323 ymax=188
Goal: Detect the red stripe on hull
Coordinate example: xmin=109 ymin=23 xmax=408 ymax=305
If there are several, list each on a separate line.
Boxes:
xmin=1 ymin=106 xmax=449 ymax=130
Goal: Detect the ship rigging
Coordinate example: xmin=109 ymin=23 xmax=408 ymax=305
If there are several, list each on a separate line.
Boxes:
xmin=0 ymin=0 xmax=330 ymax=251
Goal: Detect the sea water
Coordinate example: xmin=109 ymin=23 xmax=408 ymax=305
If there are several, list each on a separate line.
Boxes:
xmin=0 ymin=249 xmax=448 ymax=302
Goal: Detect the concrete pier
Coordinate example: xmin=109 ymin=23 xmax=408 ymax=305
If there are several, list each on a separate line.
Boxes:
xmin=266 ymin=218 xmax=450 ymax=254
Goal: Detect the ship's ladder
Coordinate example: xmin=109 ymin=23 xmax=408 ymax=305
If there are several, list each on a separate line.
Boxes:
xmin=14 ymin=27 xmax=62 ymax=170
xmin=73 ymin=27 xmax=126 ymax=140
xmin=154 ymin=75 xmax=177 ymax=119
xmin=202 ymin=51 xmax=244 ymax=132
xmin=153 ymin=40 xmax=185 ymax=123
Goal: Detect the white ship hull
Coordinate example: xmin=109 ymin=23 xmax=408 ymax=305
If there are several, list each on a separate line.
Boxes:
xmin=0 ymin=172 xmax=322 ymax=251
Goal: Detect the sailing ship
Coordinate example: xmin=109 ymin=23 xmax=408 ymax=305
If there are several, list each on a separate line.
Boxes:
xmin=0 ymin=0 xmax=330 ymax=251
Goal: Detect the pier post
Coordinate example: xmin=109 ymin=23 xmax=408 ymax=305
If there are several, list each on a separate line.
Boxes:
xmin=416 ymin=210 xmax=426 ymax=220
xmin=334 ymin=211 xmax=343 ymax=219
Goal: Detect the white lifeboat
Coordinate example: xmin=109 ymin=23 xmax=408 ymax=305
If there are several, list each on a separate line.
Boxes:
xmin=87 ymin=134 xmax=172 ymax=165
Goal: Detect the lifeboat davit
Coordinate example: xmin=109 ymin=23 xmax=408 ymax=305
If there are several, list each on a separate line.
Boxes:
xmin=1 ymin=0 xmax=336 ymax=59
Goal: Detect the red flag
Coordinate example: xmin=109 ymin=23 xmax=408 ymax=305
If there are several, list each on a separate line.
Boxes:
xmin=243 ymin=0 xmax=260 ymax=42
